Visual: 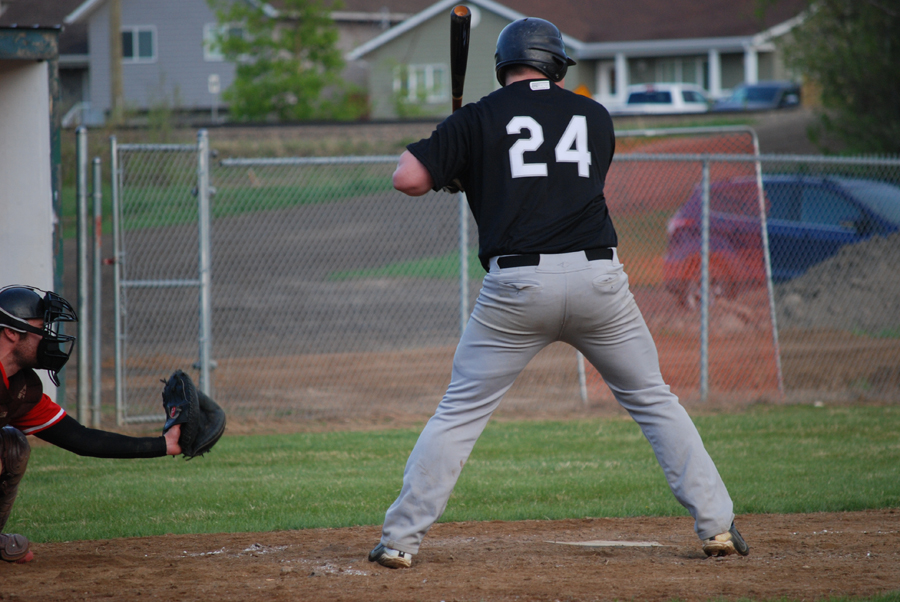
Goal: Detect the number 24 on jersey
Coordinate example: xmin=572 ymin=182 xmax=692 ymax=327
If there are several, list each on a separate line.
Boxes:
xmin=507 ymin=115 xmax=591 ymax=179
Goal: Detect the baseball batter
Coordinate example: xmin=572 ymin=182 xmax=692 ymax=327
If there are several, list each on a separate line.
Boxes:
xmin=368 ymin=17 xmax=748 ymax=569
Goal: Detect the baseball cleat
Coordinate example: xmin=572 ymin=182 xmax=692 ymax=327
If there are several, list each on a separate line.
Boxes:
xmin=368 ymin=543 xmax=413 ymax=568
xmin=0 ymin=533 xmax=34 ymax=563
xmin=702 ymin=522 xmax=749 ymax=557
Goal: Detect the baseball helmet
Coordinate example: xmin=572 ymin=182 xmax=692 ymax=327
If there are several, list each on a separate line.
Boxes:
xmin=494 ymin=17 xmax=576 ymax=85
xmin=0 ymin=285 xmax=77 ymax=385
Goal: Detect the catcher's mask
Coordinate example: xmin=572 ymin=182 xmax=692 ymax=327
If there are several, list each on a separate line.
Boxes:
xmin=0 ymin=285 xmax=77 ymax=386
xmin=494 ymin=17 xmax=576 ymax=85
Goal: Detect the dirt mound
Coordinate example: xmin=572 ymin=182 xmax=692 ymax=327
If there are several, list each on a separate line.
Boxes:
xmin=776 ymin=231 xmax=900 ymax=333
xmin=3 ymin=510 xmax=897 ymax=601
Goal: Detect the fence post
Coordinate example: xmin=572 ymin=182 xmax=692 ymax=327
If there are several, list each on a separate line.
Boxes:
xmin=75 ymin=127 xmax=90 ymax=421
xmin=752 ymin=143 xmax=785 ymax=397
xmin=91 ymin=157 xmax=102 ymax=428
xmin=197 ymin=130 xmax=213 ymax=395
xmin=700 ymin=158 xmax=710 ymax=402
xmin=110 ymin=136 xmax=124 ymax=426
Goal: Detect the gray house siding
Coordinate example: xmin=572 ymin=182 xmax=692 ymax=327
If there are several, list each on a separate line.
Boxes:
xmin=360 ymin=8 xmax=583 ymax=120
xmin=86 ymin=0 xmax=235 ymax=115
xmin=361 ymin=8 xmax=502 ymax=119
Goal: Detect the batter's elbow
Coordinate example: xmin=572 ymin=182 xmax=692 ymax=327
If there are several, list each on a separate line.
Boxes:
xmin=392 ymin=152 xmax=433 ymax=196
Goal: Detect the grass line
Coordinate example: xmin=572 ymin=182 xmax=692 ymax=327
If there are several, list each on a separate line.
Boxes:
xmin=12 ymin=404 xmax=900 ymax=543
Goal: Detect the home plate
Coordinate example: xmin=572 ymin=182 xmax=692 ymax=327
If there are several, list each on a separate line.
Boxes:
xmin=547 ymin=540 xmax=665 ymax=548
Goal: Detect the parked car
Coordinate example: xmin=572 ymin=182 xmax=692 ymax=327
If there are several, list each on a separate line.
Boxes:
xmin=712 ymin=81 xmax=801 ymax=112
xmin=663 ymin=175 xmax=900 ymax=306
xmin=609 ymin=83 xmax=711 ymax=115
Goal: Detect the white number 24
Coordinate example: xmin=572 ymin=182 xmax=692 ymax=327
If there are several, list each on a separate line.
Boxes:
xmin=506 ymin=115 xmax=591 ymax=179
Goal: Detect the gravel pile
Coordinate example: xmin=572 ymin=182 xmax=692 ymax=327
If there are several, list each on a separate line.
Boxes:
xmin=775 ymin=231 xmax=900 ymax=333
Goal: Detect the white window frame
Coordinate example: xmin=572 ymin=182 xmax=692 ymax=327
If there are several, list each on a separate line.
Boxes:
xmin=656 ymin=57 xmax=705 ymax=86
xmin=121 ymin=25 xmax=157 ymax=64
xmin=393 ymin=63 xmax=449 ymax=104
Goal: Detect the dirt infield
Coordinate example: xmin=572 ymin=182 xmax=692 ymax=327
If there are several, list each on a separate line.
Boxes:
xmin=2 ymin=510 xmax=897 ymax=601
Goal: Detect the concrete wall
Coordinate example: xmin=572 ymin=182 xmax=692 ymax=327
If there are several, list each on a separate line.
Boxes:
xmin=0 ymin=58 xmax=58 ymax=397
xmin=0 ymin=60 xmax=55 ymax=292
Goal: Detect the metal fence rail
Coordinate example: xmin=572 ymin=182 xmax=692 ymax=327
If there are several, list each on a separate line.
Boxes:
xmin=90 ymin=128 xmax=900 ymax=425
xmin=110 ymin=132 xmax=211 ymax=424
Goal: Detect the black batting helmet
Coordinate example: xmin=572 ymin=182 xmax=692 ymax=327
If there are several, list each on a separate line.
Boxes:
xmin=0 ymin=285 xmax=77 ymax=386
xmin=494 ymin=17 xmax=576 ymax=85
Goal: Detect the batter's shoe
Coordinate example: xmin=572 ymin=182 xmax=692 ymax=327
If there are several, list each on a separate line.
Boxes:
xmin=0 ymin=533 xmax=33 ymax=563
xmin=368 ymin=543 xmax=413 ymax=568
xmin=702 ymin=522 xmax=749 ymax=557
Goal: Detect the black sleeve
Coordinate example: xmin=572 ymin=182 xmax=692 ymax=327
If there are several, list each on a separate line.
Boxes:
xmin=407 ymin=108 xmax=471 ymax=192
xmin=34 ymin=415 xmax=168 ymax=459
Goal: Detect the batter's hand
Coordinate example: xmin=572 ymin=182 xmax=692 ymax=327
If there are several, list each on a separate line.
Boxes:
xmin=442 ymin=178 xmax=465 ymax=194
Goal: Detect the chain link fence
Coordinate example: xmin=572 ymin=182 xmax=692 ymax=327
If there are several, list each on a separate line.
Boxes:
xmin=101 ymin=128 xmax=899 ymax=425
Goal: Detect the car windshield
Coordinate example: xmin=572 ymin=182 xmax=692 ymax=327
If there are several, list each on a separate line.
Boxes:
xmin=834 ymin=178 xmax=900 ymax=223
xmin=682 ymin=90 xmax=707 ymax=103
xmin=685 ymin=180 xmax=762 ymax=216
xmin=730 ymin=86 xmax=779 ymax=102
xmin=628 ymin=91 xmax=672 ymax=104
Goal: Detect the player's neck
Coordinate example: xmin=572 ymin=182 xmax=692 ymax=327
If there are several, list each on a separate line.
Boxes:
xmin=505 ymin=72 xmax=565 ymax=88
xmin=0 ymin=354 xmax=13 ymax=384
xmin=0 ymin=337 xmax=21 ymax=380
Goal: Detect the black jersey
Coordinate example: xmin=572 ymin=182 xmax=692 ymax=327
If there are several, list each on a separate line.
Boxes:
xmin=407 ymin=78 xmax=618 ymax=270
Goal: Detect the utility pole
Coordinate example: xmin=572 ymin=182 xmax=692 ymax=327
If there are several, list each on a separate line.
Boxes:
xmin=109 ymin=0 xmax=124 ymax=125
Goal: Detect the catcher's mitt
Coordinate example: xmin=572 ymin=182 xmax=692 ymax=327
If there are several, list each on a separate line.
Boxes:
xmin=161 ymin=370 xmax=226 ymax=459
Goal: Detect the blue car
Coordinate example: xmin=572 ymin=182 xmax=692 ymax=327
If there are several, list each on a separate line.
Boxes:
xmin=712 ymin=81 xmax=801 ymax=112
xmin=663 ymin=175 xmax=900 ymax=304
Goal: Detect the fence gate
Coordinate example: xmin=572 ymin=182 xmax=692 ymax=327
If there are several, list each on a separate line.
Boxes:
xmin=111 ymin=131 xmax=212 ymax=425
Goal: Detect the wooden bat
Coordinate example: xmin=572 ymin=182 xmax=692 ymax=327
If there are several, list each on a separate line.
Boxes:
xmin=450 ymin=5 xmax=472 ymax=112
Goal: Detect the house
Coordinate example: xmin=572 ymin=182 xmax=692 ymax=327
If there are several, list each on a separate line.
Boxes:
xmin=58 ymin=0 xmax=433 ymax=125
xmin=348 ymin=0 xmax=810 ymax=119
xmin=6 ymin=0 xmax=809 ymax=125
xmin=63 ymin=0 xmax=247 ymax=125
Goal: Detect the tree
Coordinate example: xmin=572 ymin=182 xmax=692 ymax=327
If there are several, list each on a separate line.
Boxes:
xmin=776 ymin=0 xmax=900 ymax=154
xmin=207 ymin=0 xmax=367 ymax=122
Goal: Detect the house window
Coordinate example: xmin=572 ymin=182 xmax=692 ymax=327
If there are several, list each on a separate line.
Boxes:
xmin=393 ymin=64 xmax=448 ymax=104
xmin=656 ymin=58 xmax=704 ymax=85
xmin=122 ymin=26 xmax=156 ymax=63
xmin=203 ymin=23 xmax=244 ymax=62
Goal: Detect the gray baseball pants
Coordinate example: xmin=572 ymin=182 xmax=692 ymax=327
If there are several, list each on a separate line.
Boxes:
xmin=380 ymin=249 xmax=735 ymax=554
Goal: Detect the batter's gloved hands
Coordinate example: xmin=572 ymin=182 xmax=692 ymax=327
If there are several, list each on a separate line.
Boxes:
xmin=442 ymin=178 xmax=465 ymax=194
xmin=161 ymin=370 xmax=226 ymax=459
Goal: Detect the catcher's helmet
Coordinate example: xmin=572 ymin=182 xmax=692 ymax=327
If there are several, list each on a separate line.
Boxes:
xmin=0 ymin=285 xmax=77 ymax=385
xmin=494 ymin=17 xmax=576 ymax=85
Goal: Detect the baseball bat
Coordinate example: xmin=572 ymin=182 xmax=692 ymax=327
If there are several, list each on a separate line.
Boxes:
xmin=450 ymin=5 xmax=471 ymax=112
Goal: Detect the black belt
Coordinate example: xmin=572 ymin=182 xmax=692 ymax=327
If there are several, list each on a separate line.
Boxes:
xmin=497 ymin=247 xmax=613 ymax=269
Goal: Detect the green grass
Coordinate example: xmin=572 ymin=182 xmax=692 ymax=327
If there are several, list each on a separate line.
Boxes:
xmin=59 ymin=172 xmax=394 ymax=238
xmin=12 ymin=403 xmax=899 ymax=544
xmin=60 ymin=184 xmax=114 ymax=239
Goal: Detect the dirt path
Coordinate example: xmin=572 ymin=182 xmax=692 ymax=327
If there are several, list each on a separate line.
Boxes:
xmin=3 ymin=510 xmax=897 ymax=601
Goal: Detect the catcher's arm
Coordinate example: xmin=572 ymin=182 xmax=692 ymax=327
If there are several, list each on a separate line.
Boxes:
xmin=34 ymin=415 xmax=174 ymax=458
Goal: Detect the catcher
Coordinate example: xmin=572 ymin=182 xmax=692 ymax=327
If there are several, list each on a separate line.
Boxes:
xmin=0 ymin=285 xmax=225 ymax=564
